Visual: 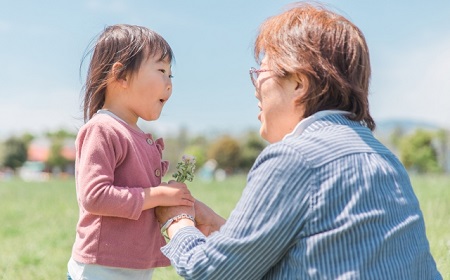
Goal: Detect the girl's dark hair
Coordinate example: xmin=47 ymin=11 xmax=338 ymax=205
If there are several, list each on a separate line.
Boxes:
xmin=254 ymin=2 xmax=375 ymax=130
xmin=81 ymin=24 xmax=174 ymax=122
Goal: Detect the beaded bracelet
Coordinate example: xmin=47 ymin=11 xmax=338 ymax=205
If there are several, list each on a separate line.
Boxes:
xmin=160 ymin=213 xmax=195 ymax=240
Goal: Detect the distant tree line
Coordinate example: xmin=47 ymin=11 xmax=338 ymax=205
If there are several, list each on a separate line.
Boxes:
xmin=0 ymin=133 xmax=33 ymax=172
xmin=0 ymin=128 xmax=268 ymax=177
xmin=161 ymin=128 xmax=267 ymax=175
xmin=386 ymin=127 xmax=449 ymax=174
xmin=0 ymin=130 xmax=77 ymax=174
xmin=1 ymin=126 xmax=448 ymax=177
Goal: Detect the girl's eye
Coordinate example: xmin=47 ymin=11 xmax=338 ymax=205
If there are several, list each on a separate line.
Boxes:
xmin=159 ymin=69 xmax=173 ymax=78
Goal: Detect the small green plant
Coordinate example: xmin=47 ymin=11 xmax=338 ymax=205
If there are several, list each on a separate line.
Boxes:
xmin=172 ymin=155 xmax=196 ymax=183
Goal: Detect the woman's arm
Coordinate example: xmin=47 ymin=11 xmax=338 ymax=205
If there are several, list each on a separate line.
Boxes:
xmin=159 ymin=143 xmax=311 ymax=279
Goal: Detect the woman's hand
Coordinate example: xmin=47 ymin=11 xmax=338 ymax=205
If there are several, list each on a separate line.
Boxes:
xmin=155 ymin=205 xmax=195 ymax=224
xmin=194 ymin=200 xmax=226 ymax=236
xmin=155 ymin=205 xmax=195 ymax=239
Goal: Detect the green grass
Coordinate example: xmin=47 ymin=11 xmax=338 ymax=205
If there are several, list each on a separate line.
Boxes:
xmin=410 ymin=174 xmax=450 ymax=278
xmin=0 ymin=174 xmax=448 ymax=279
xmin=0 ymin=179 xmax=77 ymax=279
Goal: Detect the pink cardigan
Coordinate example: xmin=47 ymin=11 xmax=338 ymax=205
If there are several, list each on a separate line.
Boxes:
xmin=71 ymin=113 xmax=170 ymax=269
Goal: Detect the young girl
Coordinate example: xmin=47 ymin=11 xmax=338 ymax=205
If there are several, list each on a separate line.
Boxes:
xmin=67 ymin=24 xmax=195 ymax=280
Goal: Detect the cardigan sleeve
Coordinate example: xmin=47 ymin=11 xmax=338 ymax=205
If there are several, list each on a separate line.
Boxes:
xmin=75 ymin=123 xmax=145 ymax=220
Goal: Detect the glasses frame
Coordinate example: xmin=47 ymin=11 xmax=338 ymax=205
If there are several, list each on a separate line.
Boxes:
xmin=249 ymin=67 xmax=272 ymax=87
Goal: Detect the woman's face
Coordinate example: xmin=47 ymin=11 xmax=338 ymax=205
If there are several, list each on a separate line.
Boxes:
xmin=254 ymin=57 xmax=305 ymax=143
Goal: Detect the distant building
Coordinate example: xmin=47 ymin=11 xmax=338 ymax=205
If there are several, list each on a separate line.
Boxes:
xmin=19 ymin=138 xmax=76 ymax=180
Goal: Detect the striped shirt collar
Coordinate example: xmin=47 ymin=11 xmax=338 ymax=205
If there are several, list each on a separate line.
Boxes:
xmin=283 ymin=110 xmax=351 ymax=140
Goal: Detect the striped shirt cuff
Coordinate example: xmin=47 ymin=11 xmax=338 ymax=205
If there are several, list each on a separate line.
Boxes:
xmin=161 ymin=226 xmax=206 ymax=260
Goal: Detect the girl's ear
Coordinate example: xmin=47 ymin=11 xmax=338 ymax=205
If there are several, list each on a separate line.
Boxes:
xmin=111 ymin=62 xmax=128 ymax=88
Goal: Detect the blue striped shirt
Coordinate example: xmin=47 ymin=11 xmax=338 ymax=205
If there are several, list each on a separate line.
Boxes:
xmin=161 ymin=112 xmax=442 ymax=279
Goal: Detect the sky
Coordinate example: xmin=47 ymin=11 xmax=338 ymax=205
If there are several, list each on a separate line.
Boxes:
xmin=1 ymin=0 xmax=449 ymax=139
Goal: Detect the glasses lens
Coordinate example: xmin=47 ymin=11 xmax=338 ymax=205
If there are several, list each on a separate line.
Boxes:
xmin=249 ymin=67 xmax=257 ymax=86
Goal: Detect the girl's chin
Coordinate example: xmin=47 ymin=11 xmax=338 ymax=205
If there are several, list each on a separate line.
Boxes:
xmin=141 ymin=109 xmax=162 ymax=121
xmin=140 ymin=114 xmax=159 ymax=122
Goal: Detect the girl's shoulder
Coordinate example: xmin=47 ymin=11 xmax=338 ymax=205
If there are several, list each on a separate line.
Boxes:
xmin=84 ymin=113 xmax=123 ymax=130
xmin=78 ymin=114 xmax=125 ymax=139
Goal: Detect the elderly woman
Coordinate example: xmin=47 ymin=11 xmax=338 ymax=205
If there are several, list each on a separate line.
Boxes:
xmin=156 ymin=3 xmax=442 ymax=279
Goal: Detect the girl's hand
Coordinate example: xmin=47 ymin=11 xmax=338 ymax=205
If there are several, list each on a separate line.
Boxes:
xmin=155 ymin=180 xmax=195 ymax=207
xmin=141 ymin=181 xmax=194 ymax=210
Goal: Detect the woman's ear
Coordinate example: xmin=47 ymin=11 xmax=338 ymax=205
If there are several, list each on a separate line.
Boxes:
xmin=292 ymin=72 xmax=308 ymax=99
xmin=111 ymin=62 xmax=128 ymax=88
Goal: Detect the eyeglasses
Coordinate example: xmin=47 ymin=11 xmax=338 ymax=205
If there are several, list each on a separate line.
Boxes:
xmin=249 ymin=67 xmax=272 ymax=87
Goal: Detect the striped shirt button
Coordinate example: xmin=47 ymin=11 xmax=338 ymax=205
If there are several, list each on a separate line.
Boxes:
xmin=146 ymin=138 xmax=153 ymax=145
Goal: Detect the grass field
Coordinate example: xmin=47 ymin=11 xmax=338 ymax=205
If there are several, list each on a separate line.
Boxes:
xmin=0 ymin=174 xmax=449 ymax=279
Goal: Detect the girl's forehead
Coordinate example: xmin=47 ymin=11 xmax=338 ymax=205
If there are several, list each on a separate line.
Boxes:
xmin=144 ymin=54 xmax=171 ymax=66
xmin=159 ymin=56 xmax=172 ymax=64
xmin=141 ymin=47 xmax=171 ymax=63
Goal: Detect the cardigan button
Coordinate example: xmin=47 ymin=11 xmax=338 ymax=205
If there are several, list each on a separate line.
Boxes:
xmin=155 ymin=169 xmax=161 ymax=177
xmin=146 ymin=138 xmax=153 ymax=145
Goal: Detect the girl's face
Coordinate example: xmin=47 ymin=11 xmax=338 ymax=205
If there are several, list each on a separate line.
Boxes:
xmin=125 ymin=55 xmax=173 ymax=122
xmin=254 ymin=56 xmax=304 ymax=143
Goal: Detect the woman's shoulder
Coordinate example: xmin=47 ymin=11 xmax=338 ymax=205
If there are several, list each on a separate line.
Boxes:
xmin=256 ymin=134 xmax=329 ymax=170
xmin=262 ymin=138 xmax=315 ymax=159
xmin=255 ymin=141 xmax=311 ymax=171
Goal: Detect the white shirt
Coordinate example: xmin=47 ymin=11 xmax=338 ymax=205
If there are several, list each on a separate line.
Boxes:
xmin=68 ymin=258 xmax=154 ymax=280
